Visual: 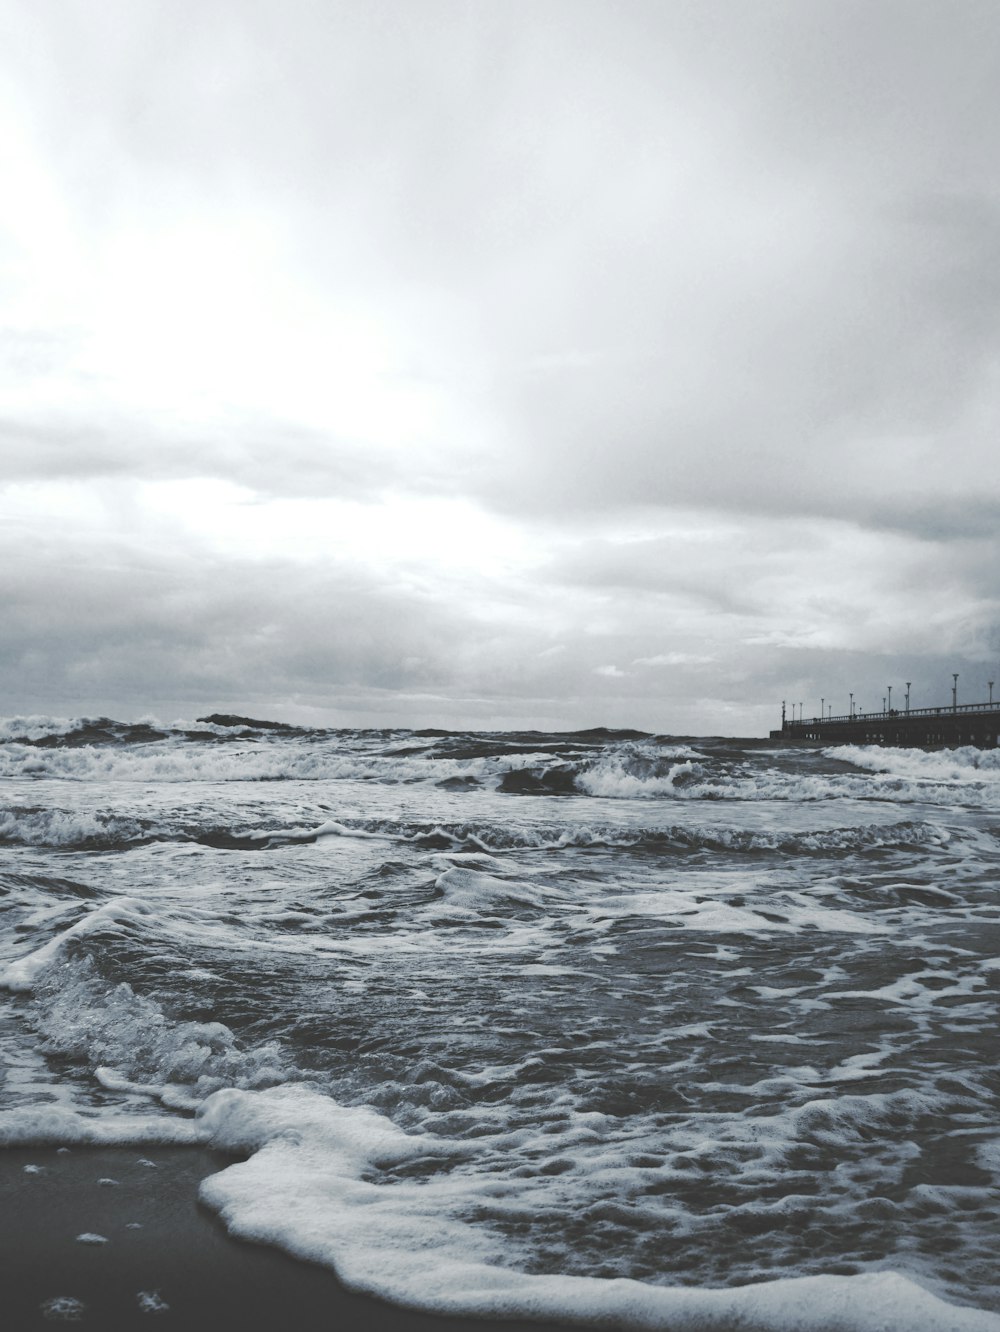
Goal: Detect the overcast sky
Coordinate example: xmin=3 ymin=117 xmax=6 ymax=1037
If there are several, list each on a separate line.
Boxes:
xmin=2 ymin=0 xmax=999 ymax=733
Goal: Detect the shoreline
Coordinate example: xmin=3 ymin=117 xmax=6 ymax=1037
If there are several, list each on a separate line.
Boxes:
xmin=4 ymin=1138 xmax=1000 ymax=1331
xmin=1 ymin=1144 xmax=577 ymax=1332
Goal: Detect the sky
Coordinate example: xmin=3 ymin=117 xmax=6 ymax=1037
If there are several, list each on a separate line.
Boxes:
xmin=1 ymin=0 xmax=999 ymax=734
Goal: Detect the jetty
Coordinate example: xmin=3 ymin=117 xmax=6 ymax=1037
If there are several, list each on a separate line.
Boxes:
xmin=771 ymin=681 xmax=1000 ymax=748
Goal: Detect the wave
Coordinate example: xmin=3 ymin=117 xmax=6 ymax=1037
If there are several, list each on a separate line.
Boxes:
xmin=1 ymin=913 xmax=290 ymax=1096
xmin=0 ymin=737 xmax=552 ymax=787
xmin=495 ymin=742 xmax=1000 ymax=807
xmin=0 ymin=714 xmax=88 ymax=744
xmin=2 ymin=1071 xmax=993 ymax=1330
xmin=192 ymin=1085 xmax=1000 ymax=1332
xmin=0 ymin=805 xmax=308 ymax=852
xmin=5 ymin=722 xmax=1000 ymax=809
xmin=0 ymin=714 xmax=176 ymax=747
xmin=431 ymin=865 xmax=566 ymax=913
xmin=828 ymin=743 xmax=1000 ymax=781
xmin=3 ymin=882 xmax=997 ymax=1330
xmin=0 ymin=800 xmax=947 ymax=858
xmin=0 ymin=806 xmax=156 ymax=850
xmin=5 ymin=1070 xmax=996 ymax=1332
xmin=0 ymin=712 xmax=315 ymax=747
xmin=338 ymin=815 xmax=948 ymax=857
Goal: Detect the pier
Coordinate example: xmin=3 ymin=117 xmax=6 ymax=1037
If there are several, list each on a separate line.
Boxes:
xmin=771 ymin=694 xmax=1000 ymax=748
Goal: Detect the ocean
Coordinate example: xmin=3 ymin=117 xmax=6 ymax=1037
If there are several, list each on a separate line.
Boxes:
xmin=1 ymin=716 xmax=998 ymax=1330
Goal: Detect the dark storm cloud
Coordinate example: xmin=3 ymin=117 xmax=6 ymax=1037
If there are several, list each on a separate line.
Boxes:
xmin=0 ymin=536 xmax=469 ymax=711
xmin=865 ymin=497 xmax=1000 ymax=544
xmin=0 ymin=527 xmax=709 ymax=728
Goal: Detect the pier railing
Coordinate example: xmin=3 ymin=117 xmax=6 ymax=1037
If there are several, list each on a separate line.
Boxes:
xmin=791 ymin=701 xmax=1000 ymax=727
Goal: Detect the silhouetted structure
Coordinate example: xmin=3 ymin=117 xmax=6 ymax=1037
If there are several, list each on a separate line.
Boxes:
xmin=771 ymin=696 xmax=1000 ymax=748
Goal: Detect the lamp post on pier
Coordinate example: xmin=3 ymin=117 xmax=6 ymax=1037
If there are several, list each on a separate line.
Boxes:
xmin=905 ymin=682 xmax=911 ymax=714
xmin=952 ymin=673 xmax=959 ymax=712
xmin=990 ymin=681 xmax=994 ymax=707
xmin=887 ymin=685 xmax=892 ymax=713
xmin=821 ymin=698 xmax=824 ymax=723
xmin=849 ymin=692 xmax=854 ymax=718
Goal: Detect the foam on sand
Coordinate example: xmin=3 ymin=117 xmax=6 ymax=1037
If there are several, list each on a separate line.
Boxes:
xmin=196 ymin=1085 xmax=1000 ymax=1332
xmin=0 ymin=1103 xmax=205 ymax=1148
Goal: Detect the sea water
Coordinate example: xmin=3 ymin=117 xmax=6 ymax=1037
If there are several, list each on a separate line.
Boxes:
xmin=1 ymin=717 xmax=998 ymax=1330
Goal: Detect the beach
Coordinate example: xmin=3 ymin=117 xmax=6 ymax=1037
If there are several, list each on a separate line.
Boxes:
xmin=2 ymin=1144 xmax=581 ymax=1332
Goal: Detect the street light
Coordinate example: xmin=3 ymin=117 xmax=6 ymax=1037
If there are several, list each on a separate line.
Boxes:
xmin=990 ymin=681 xmax=995 ymax=707
xmin=905 ymin=682 xmax=911 ymax=714
xmin=887 ymin=685 xmax=892 ymax=713
xmin=849 ymin=692 xmax=854 ymax=718
xmin=953 ymin=673 xmax=959 ymax=711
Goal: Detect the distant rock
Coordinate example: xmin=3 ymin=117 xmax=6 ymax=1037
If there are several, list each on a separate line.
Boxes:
xmin=196 ymin=714 xmax=298 ymax=731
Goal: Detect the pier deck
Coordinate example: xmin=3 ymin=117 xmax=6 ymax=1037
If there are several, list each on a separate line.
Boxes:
xmin=770 ymin=701 xmax=1000 ymax=748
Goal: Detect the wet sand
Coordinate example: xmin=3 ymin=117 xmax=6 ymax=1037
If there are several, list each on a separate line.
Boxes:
xmin=1 ymin=1145 xmax=577 ymax=1332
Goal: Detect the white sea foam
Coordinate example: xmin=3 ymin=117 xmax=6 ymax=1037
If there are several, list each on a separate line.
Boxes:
xmin=195 ymin=1085 xmax=1000 ymax=1332
xmin=586 ymin=887 xmax=892 ymax=935
xmin=577 ymin=751 xmax=706 ymax=799
xmin=0 ymin=714 xmax=84 ymax=743
xmin=0 ymin=1103 xmax=205 ymax=1147
xmin=39 ymin=1296 xmax=87 ymax=1321
xmin=136 ymin=1291 xmax=170 ymax=1314
xmin=828 ymin=743 xmax=1000 ymax=780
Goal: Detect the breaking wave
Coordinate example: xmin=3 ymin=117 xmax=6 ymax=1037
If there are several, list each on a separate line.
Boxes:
xmin=828 ymin=743 xmax=1000 ymax=781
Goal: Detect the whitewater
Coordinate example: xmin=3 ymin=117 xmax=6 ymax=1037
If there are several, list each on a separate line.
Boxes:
xmin=1 ymin=715 xmax=998 ymax=1330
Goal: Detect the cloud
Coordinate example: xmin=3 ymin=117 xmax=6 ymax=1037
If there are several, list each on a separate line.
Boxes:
xmin=634 ymin=653 xmax=718 ymax=668
xmin=5 ymin=2 xmax=999 ymax=537
xmin=2 ymin=1 xmax=999 ymax=730
xmin=0 ymin=534 xmax=472 ymax=718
